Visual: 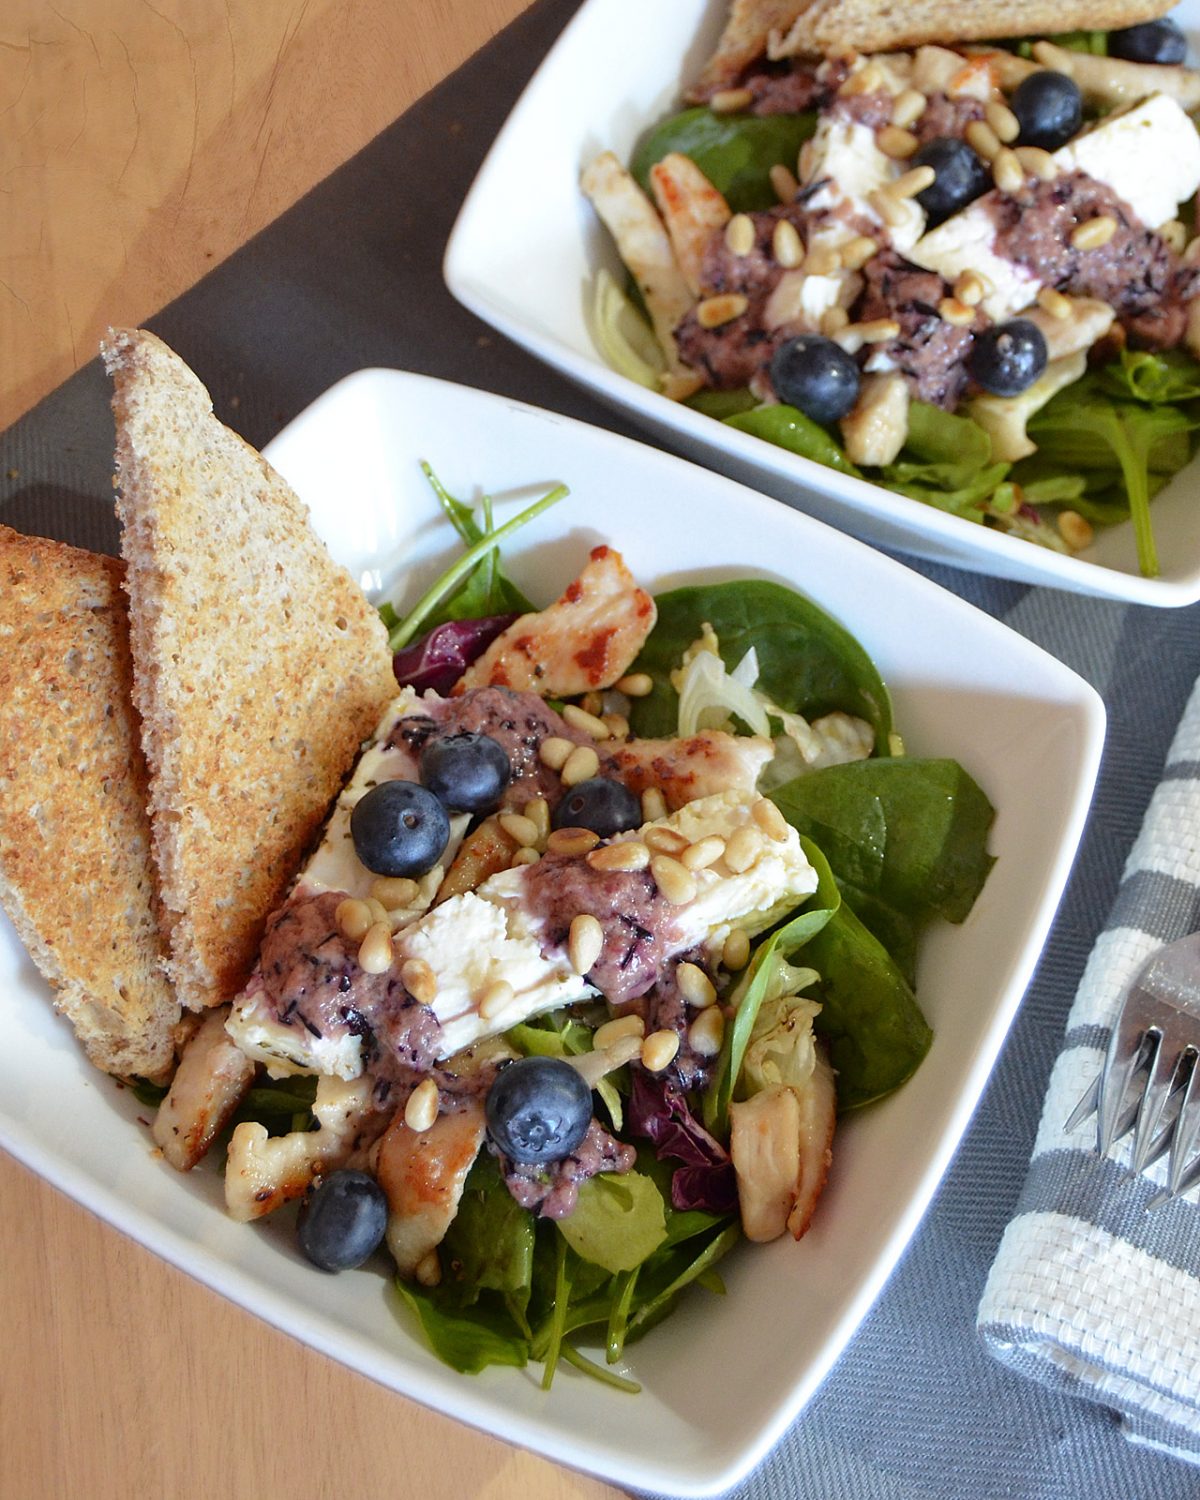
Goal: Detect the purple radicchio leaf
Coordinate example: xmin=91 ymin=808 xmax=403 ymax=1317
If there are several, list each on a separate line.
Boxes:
xmin=392 ymin=614 xmax=517 ymax=695
xmin=628 ymin=1070 xmax=739 ymax=1215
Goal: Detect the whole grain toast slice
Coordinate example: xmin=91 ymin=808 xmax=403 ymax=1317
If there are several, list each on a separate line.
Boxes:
xmin=103 ymin=328 xmax=398 ymax=1011
xmin=0 ymin=525 xmax=179 ymax=1081
xmin=767 ymin=0 xmax=1175 ymax=56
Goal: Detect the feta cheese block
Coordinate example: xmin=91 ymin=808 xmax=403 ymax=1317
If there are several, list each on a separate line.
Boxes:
xmin=802 ymin=116 xmax=926 ymax=258
xmin=908 ymin=93 xmax=1200 ymax=323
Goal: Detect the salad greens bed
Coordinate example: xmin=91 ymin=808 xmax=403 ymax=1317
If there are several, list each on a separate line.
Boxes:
xmin=227 ymin=471 xmax=994 ymax=1388
xmin=601 ymin=34 xmax=1200 ymax=579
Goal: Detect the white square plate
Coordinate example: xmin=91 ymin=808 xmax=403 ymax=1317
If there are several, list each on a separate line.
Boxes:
xmin=444 ymin=0 xmax=1200 ymax=606
xmin=0 ymin=370 xmax=1105 ymax=1496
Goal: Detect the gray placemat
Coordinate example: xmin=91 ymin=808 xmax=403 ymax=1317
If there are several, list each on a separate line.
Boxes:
xmin=5 ymin=4 xmax=1200 ymax=1496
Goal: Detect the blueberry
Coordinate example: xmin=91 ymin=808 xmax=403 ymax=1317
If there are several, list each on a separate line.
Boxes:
xmin=485 ymin=1056 xmax=593 ymax=1165
xmin=350 ymin=779 xmax=450 ymax=877
xmin=912 ymin=137 xmax=992 ymax=226
xmin=297 ymin=1169 xmax=388 ymax=1272
xmin=420 ymin=730 xmax=511 ymax=812
xmin=968 ymin=319 xmax=1048 ymax=397
xmin=1010 ymin=72 xmax=1083 ymax=151
xmin=1109 ymin=17 xmax=1187 ymax=64
xmin=769 ymin=335 xmax=861 ymax=424
xmin=551 ymin=776 xmax=642 ymax=838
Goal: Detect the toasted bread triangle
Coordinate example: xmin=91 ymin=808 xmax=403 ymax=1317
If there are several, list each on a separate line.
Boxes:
xmin=0 ymin=525 xmax=179 ymax=1080
xmin=103 ymin=329 xmax=397 ymax=1010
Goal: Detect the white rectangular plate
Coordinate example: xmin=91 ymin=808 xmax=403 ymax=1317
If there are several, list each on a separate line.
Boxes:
xmin=444 ymin=0 xmax=1200 ymax=606
xmin=0 ymin=370 xmax=1105 ymax=1496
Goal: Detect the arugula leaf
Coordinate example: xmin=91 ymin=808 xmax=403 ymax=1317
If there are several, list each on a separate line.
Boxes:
xmin=725 ymin=404 xmax=863 ymax=477
xmin=386 ymin=469 xmax=568 ymax=650
xmin=624 ymin=1222 xmax=740 ymax=1341
xmin=631 ymin=107 xmax=817 ymax=213
xmin=769 ymin=759 xmax=996 ymax=926
xmin=1099 ymin=348 xmax=1200 ymax=406
xmin=705 ymin=837 xmax=841 ymax=1137
xmin=628 ymin=580 xmax=894 ymax=752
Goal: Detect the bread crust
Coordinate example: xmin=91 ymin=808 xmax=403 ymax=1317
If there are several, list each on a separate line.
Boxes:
xmin=768 ymin=0 xmax=1177 ymax=56
xmin=103 ymin=329 xmax=398 ymax=1011
xmin=0 ymin=525 xmax=179 ymax=1080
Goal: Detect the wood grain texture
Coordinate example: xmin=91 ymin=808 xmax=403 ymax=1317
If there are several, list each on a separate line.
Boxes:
xmin=0 ymin=1151 xmax=622 ymax=1500
xmin=0 ymin=0 xmax=531 ymax=431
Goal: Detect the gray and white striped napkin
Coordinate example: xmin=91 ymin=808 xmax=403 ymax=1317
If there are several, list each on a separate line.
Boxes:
xmin=978 ymin=675 xmax=1200 ymax=1465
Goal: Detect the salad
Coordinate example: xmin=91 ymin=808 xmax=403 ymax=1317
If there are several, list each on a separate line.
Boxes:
xmin=584 ymin=5 xmax=1200 ymax=577
xmin=162 ymin=468 xmax=995 ymax=1390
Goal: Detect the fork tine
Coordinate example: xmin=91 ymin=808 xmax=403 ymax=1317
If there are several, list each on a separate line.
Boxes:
xmin=1097 ymin=1028 xmax=1149 ymax=1158
xmin=1129 ymin=1031 xmax=1178 ymax=1176
xmin=1166 ymin=1053 xmax=1200 ymax=1198
xmin=1064 ymin=1074 xmax=1099 ymax=1134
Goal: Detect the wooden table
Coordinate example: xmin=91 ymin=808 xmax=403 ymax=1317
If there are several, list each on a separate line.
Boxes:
xmin=0 ymin=5 xmax=618 ymax=1496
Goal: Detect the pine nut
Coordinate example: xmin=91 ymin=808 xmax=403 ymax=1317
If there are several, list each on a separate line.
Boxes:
xmin=587 ymin=840 xmax=651 ymax=873
xmin=594 ymin=1014 xmax=645 ymax=1050
xmin=878 ymin=125 xmax=919 ymax=159
xmin=1014 ymin=146 xmax=1057 ymax=182
xmin=939 ymin=297 xmax=975 ymax=326
xmin=498 ymin=812 xmax=539 ymax=847
xmin=840 ymin=235 xmax=879 ymax=271
xmin=710 ymin=86 xmax=754 ymax=113
xmin=524 ymin=796 xmax=551 ymax=845
xmin=562 ymin=703 xmax=610 ymax=740
xmin=891 ymin=88 xmax=927 ymax=128
xmin=965 ymin=120 xmax=1001 ymax=161
xmin=478 ymin=979 xmax=515 ymax=1020
xmin=688 ymin=1007 xmax=726 ymax=1057
xmin=358 ymin=920 xmax=394 ymax=975
xmin=889 ymin=164 xmax=935 ymax=200
xmin=365 ymin=897 xmax=390 ymax=927
xmin=992 ymin=147 xmax=1025 ymax=195
xmin=539 ymin=736 xmax=575 ymax=770
xmin=847 ymin=317 xmax=901 ymax=345
xmin=602 ymin=713 xmax=630 ymax=741
xmin=954 ymin=271 xmax=986 ymax=307
xmin=401 ymin=957 xmax=438 ymax=1005
xmin=723 ymin=928 xmax=751 ymax=970
xmin=369 ymin=877 xmax=419 ymax=911
xmin=770 ymin=163 xmax=799 ymax=203
xmin=697 ymin=293 xmax=749 ymax=328
xmin=985 ymin=100 xmax=1020 ymax=143
xmin=1160 ymin=219 xmax=1188 ymax=254
xmin=580 ymin=691 xmax=603 ymax=717
xmin=804 ymin=245 xmax=841 ymax=276
xmin=681 ymin=835 xmax=726 ymax=870
xmin=1058 ymin=510 xmax=1094 ymax=551
xmin=651 ymin=855 xmax=697 ymax=905
xmin=677 ymin=962 xmax=717 ymax=1009
xmin=725 ymin=213 xmax=756 ymax=257
xmin=752 ymin=797 xmax=789 ymax=842
xmin=772 ymin=218 xmax=804 ymax=269
xmin=546 ymin=826 xmax=600 ymax=857
xmin=641 ymin=787 xmax=668 ymax=823
xmin=724 ymin=825 xmax=763 ymax=873
xmin=405 ymin=1077 xmax=440 ymax=1132
xmin=616 ymin=672 xmax=653 ymax=698
xmin=820 ymin=306 xmax=851 ymax=336
xmin=414 ymin=1249 xmax=442 ymax=1287
xmin=561 ymin=745 xmax=601 ymax=786
xmin=510 ymin=846 xmax=541 ymax=867
xmin=569 ymin=913 xmax=604 ymax=974
xmin=1036 ymin=286 xmax=1073 ymax=320
xmin=1071 ymin=215 xmax=1117 ymax=251
xmin=840 ymin=60 xmax=882 ymax=96
xmin=1186 ymin=237 xmax=1200 ymax=265
xmin=867 ymin=189 xmax=907 ymax=228
xmin=644 ymin=826 xmax=690 ymax=856
xmin=642 ymin=1030 xmax=680 ymax=1072
xmin=336 ymin=897 xmax=373 ymax=942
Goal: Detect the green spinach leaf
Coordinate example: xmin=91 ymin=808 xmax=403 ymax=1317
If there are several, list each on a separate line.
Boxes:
xmin=631 ymin=107 xmax=817 ymax=213
xmin=725 ymin=404 xmax=862 ymax=476
xmin=627 ymin=580 xmax=893 ymax=751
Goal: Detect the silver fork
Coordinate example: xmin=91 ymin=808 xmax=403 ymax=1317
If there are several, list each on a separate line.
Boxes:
xmin=1066 ymin=931 xmax=1200 ymax=1208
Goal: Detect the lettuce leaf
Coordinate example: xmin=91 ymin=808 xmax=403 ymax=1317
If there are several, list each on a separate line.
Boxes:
xmin=877 ymin=401 xmax=1010 ymax=518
